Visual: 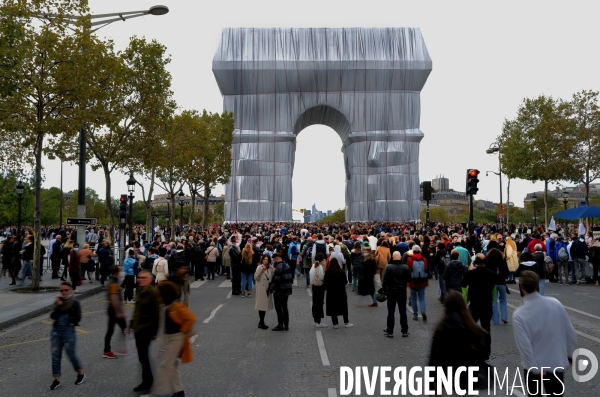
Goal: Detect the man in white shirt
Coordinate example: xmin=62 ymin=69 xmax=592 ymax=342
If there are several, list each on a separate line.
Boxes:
xmin=512 ymin=270 xmax=577 ymax=396
xmin=367 ymin=231 xmax=378 ymax=252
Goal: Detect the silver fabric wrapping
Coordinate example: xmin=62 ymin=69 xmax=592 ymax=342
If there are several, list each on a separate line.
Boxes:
xmin=213 ymin=28 xmax=432 ymax=222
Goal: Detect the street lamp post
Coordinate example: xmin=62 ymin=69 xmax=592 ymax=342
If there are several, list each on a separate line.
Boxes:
xmin=486 ymin=144 xmax=503 ymax=229
xmin=563 ymin=191 xmax=569 ymax=211
xmin=48 ymin=154 xmax=64 ymax=228
xmin=178 ymin=191 xmax=185 ymax=235
xmin=16 ymin=181 xmax=24 ymax=236
xmin=127 ymin=174 xmax=136 ymax=243
xmin=532 ymin=195 xmax=538 ymax=227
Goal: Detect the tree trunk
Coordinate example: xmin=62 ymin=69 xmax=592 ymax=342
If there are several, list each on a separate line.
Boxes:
xmin=506 ymin=178 xmax=511 ymax=225
xmin=144 ymin=169 xmax=155 ymax=241
xmin=189 ymin=188 xmax=196 ymax=226
xmin=585 ymin=168 xmax=590 ymax=205
xmin=203 ymin=184 xmax=211 ymax=229
xmin=171 ymin=195 xmax=176 ymax=240
xmin=32 ymin=132 xmax=44 ymax=290
xmin=544 ymin=180 xmax=549 ymax=230
xmin=102 ymin=162 xmax=115 ymax=245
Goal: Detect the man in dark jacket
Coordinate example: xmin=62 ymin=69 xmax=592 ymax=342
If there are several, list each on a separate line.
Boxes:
xmin=444 ymin=250 xmax=465 ymax=293
xmin=532 ymin=244 xmax=547 ymax=294
xmin=51 ymin=235 xmax=63 ymax=279
xmin=382 ymin=251 xmax=412 ymax=338
xmin=271 ymin=253 xmax=293 ymax=331
xmin=570 ymin=235 xmax=588 ymax=283
xmin=128 ymin=270 xmax=159 ymax=393
xmin=460 ymin=254 xmax=497 ymax=360
xmin=229 ymin=236 xmax=242 ymax=295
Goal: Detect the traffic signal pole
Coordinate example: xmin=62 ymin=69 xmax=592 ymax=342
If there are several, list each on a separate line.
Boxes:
xmin=469 ymin=194 xmax=474 ymax=234
xmin=119 ymin=194 xmax=128 ymax=263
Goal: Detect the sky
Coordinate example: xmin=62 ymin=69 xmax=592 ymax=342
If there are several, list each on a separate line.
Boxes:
xmin=41 ymin=0 xmax=600 ymax=220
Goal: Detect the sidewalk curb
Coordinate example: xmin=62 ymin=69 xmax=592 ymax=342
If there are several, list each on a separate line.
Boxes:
xmin=0 ymin=285 xmax=104 ymax=330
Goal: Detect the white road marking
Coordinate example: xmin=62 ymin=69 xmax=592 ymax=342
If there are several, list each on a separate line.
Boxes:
xmin=507 ymin=303 xmax=600 ymax=343
xmin=316 ymin=331 xmax=330 ymax=366
xmin=190 ymin=280 xmax=206 ymax=289
xmin=328 ymin=388 xmax=337 ymax=397
xmin=508 ymin=288 xmax=600 ymax=320
xmin=203 ymin=304 xmax=224 ymax=324
xmin=226 ymin=291 xmax=232 ymax=299
xmin=218 ymin=279 xmax=232 ymax=288
xmin=307 ymin=288 xmax=312 ymax=297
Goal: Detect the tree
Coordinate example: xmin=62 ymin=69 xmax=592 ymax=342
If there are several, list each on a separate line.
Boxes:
xmin=420 ymin=206 xmax=450 ymax=223
xmin=498 ymin=95 xmax=577 ymax=229
xmin=317 ymin=209 xmax=345 ymax=223
xmin=567 ymin=90 xmax=600 ymax=205
xmin=0 ymin=0 xmax=118 ymax=289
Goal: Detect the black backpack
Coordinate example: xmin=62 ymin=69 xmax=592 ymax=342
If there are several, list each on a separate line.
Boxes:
xmin=141 ymin=256 xmax=156 ymax=270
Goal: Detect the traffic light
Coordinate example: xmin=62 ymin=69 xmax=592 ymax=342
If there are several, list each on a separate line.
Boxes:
xmin=422 ymin=181 xmax=432 ymax=201
xmin=119 ymin=194 xmax=128 ymax=227
xmin=466 ymin=169 xmax=480 ymax=195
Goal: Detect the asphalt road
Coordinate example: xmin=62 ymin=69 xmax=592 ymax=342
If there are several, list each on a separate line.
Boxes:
xmin=0 ymin=277 xmax=599 ymax=397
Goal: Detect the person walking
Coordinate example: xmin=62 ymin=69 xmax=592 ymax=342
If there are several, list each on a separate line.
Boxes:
xmin=254 ymin=254 xmax=274 ymax=329
xmin=428 ymin=290 xmax=488 ymax=391
xmin=359 ymin=246 xmax=378 ymax=306
xmin=229 ymin=236 xmax=242 ymax=296
xmin=505 ymin=236 xmax=519 ymax=284
xmin=79 ymin=244 xmax=97 ymax=283
xmin=222 ymin=240 xmax=231 ymax=280
xmin=310 ymin=253 xmax=327 ymax=327
xmin=382 ymin=251 xmax=412 ymax=338
xmin=512 ymin=270 xmax=577 ymax=396
xmin=128 ymin=269 xmax=160 ymax=393
xmin=68 ymin=242 xmax=81 ymax=291
xmin=153 ymin=281 xmax=196 ymax=397
xmin=270 ymin=253 xmax=293 ymax=331
xmin=433 ymin=242 xmax=449 ymax=304
xmin=50 ymin=235 xmax=62 ymax=279
xmin=486 ymin=248 xmax=509 ymax=325
xmin=349 ymin=241 xmax=363 ymax=292
xmin=97 ymin=241 xmax=114 ymax=287
xmin=324 ymin=258 xmax=353 ymax=329
xmin=301 ymin=237 xmax=313 ymax=287
xmin=555 ymin=236 xmax=570 ymax=285
xmin=460 ymin=253 xmax=496 ymax=360
xmin=19 ymin=235 xmax=34 ymax=285
xmin=374 ymin=240 xmax=391 ymax=291
xmin=152 ymin=247 xmax=170 ymax=285
xmin=103 ymin=266 xmax=126 ymax=359
xmin=240 ymin=243 xmax=255 ymax=297
xmin=407 ymin=245 xmax=429 ymax=321
xmin=59 ymin=239 xmax=73 ymax=281
xmin=122 ymin=249 xmax=139 ymax=303
xmin=1 ymin=236 xmax=14 ymax=280
xmin=205 ymin=241 xmax=220 ymax=281
xmin=49 ymin=281 xmax=86 ymax=390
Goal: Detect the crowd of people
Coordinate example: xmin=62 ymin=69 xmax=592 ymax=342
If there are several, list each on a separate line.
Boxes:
xmin=1 ymin=220 xmax=590 ymax=395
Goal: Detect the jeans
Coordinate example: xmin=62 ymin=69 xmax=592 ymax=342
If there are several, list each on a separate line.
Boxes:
xmin=231 ymin=266 xmax=242 ymax=294
xmin=538 ymin=279 xmax=545 ymax=295
xmin=51 ymin=326 xmax=82 ymax=378
xmin=347 ymin=266 xmax=353 ymax=284
xmin=241 ymin=272 xmax=253 ymax=292
xmin=274 ymin=294 xmax=289 ymax=326
xmin=386 ymin=292 xmax=408 ymax=334
xmin=569 ymin=261 xmax=577 ymax=283
xmin=575 ymin=258 xmax=587 ymax=280
xmin=469 ymin=304 xmax=492 ymax=359
xmin=410 ymin=287 xmax=426 ymax=317
xmin=558 ymin=260 xmax=569 ymax=284
xmin=135 ymin=332 xmax=154 ymax=387
xmin=20 ymin=260 xmax=32 ymax=283
xmin=438 ymin=276 xmax=447 ymax=304
xmin=104 ymin=308 xmax=126 ymax=353
xmin=305 ymin=270 xmax=310 ymax=286
xmin=492 ymin=285 xmax=508 ymax=324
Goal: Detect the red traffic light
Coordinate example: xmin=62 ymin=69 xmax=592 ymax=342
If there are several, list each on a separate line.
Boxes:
xmin=119 ymin=195 xmax=127 ymax=204
xmin=468 ymin=169 xmax=480 ymax=178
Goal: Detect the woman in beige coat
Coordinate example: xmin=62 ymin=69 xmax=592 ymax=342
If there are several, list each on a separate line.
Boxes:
xmin=152 ymin=247 xmax=170 ymax=284
xmin=504 ymin=237 xmax=519 ymax=284
xmin=254 ymin=254 xmax=274 ymax=329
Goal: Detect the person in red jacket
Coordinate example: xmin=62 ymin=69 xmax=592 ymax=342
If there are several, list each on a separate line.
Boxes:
xmin=406 ymin=245 xmax=429 ymax=321
xmin=526 ymin=234 xmax=546 ymax=254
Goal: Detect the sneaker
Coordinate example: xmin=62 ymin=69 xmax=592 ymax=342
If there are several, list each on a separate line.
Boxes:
xmin=345 ymin=323 xmax=354 ymax=328
xmin=384 ymin=331 xmax=393 ymax=338
xmin=50 ymin=380 xmax=61 ymax=390
xmin=284 ymin=326 xmax=289 ymax=331
xmin=316 ymin=323 xmax=328 ymax=328
xmin=247 ymin=293 xmax=252 ymax=298
xmin=402 ymin=332 xmax=410 ymax=338
xmin=103 ymin=351 xmax=118 ymax=359
xmin=422 ymin=313 xmax=427 ymax=322
xmin=272 ymin=325 xmax=285 ymax=331
xmin=333 ymin=325 xmax=339 ymax=329
xmin=75 ymin=373 xmax=86 ymax=385
xmin=412 ymin=317 xmax=418 ymax=321
xmin=369 ymin=302 xmax=378 ymax=307
xmin=133 ymin=384 xmax=151 ymax=392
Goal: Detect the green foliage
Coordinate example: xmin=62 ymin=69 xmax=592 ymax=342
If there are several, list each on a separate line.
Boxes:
xmin=317 ymin=209 xmax=346 ymax=223
xmin=420 ymin=207 xmax=450 ymax=223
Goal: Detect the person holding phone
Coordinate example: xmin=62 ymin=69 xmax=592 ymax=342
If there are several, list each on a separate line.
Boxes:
xmin=49 ymin=282 xmax=85 ymax=390
xmin=254 ymin=254 xmax=274 ymax=329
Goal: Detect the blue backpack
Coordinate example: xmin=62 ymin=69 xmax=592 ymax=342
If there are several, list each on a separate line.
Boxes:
xmin=411 ymin=258 xmax=427 ymax=283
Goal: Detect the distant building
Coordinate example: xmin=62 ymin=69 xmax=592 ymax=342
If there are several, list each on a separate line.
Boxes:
xmin=432 ymin=176 xmax=449 ymax=191
xmin=303 ymin=204 xmax=332 ymax=222
xmin=524 ymin=186 xmax=585 ymax=209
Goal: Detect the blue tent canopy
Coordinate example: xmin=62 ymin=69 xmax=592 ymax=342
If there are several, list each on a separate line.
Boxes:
xmin=552 ymin=206 xmax=600 ymax=220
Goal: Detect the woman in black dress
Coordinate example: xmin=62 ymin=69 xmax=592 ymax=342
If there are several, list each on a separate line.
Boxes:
xmin=324 ymin=258 xmax=353 ymax=328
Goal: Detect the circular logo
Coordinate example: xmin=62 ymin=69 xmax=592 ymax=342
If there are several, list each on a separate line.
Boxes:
xmin=572 ymin=348 xmax=599 ymax=383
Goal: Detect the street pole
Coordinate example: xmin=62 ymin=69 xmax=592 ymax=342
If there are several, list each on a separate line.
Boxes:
xmin=498 ymin=155 xmax=503 ymax=231
xmin=128 ymin=193 xmax=134 ymax=243
xmin=76 ymin=127 xmax=86 ymax=249
xmin=469 ymin=194 xmax=474 ymax=234
xmin=180 ymin=203 xmax=184 ymax=231
xmin=59 ymin=160 xmax=63 ymax=228
xmin=426 ymin=200 xmax=430 ymax=224
xmin=17 ymin=196 xmax=22 ymax=236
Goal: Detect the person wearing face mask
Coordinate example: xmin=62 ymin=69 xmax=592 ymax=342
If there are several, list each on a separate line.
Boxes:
xmin=68 ymin=243 xmax=81 ymax=291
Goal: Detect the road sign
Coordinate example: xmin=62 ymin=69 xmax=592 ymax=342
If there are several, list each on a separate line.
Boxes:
xmin=498 ymin=213 xmax=504 ymax=220
xmin=66 ymin=218 xmax=97 ymax=226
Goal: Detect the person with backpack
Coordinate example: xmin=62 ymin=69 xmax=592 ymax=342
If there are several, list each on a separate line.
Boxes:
xmin=122 ymin=249 xmax=139 ymax=303
xmin=301 ymin=238 xmax=314 ymax=287
xmin=311 ymin=233 xmax=329 ymax=263
xmin=350 ymin=241 xmax=363 ymax=292
xmin=141 ymin=248 xmax=158 ymax=272
xmin=555 ymin=236 xmax=570 ymax=285
xmin=406 ymin=245 xmax=429 ymax=321
xmin=287 ymin=236 xmax=300 ymax=279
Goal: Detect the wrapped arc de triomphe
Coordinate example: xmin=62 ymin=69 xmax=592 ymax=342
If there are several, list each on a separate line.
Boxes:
xmin=212 ymin=28 xmax=432 ymax=223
